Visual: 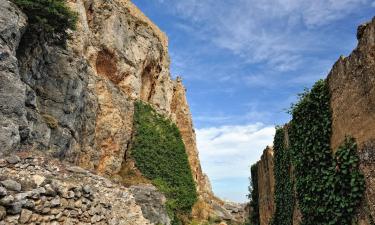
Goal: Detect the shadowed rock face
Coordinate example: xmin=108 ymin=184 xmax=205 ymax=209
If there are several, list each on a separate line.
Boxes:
xmin=0 ymin=0 xmax=27 ymax=156
xmin=328 ymin=17 xmax=375 ymax=224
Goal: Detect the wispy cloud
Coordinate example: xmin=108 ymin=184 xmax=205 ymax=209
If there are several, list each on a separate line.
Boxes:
xmin=157 ymin=0 xmax=370 ymax=71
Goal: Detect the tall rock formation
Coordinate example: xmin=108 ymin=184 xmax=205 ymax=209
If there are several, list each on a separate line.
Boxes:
xmin=0 ymin=0 xmax=209 ymax=200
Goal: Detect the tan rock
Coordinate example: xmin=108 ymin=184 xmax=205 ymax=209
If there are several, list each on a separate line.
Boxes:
xmin=328 ymin=17 xmax=375 ymax=224
xmin=257 ymin=146 xmax=275 ymax=225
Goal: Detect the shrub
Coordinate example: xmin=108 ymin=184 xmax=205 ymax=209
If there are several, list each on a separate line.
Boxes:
xmin=12 ymin=0 xmax=77 ymax=43
xmin=131 ymin=101 xmax=198 ymax=224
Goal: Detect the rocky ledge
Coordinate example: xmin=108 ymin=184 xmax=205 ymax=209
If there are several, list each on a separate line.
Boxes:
xmin=0 ymin=153 xmax=169 ymax=225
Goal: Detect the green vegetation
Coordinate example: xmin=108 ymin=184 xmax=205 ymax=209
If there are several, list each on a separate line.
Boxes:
xmin=132 ymin=101 xmax=198 ymax=225
xmin=288 ymin=80 xmax=365 ymax=225
xmin=249 ymin=163 xmax=260 ymax=225
xmin=270 ymin=126 xmax=294 ymax=225
xmin=12 ymin=0 xmax=77 ymax=43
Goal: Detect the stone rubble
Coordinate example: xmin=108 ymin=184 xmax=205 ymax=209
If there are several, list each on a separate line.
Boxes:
xmin=0 ymin=153 xmax=153 ymax=225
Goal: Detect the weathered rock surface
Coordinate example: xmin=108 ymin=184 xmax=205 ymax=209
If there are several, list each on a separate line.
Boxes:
xmin=0 ymin=152 xmax=158 ymax=224
xmin=328 ymin=17 xmax=375 ymax=225
xmin=129 ymin=185 xmax=170 ymax=225
xmin=0 ymin=0 xmax=27 ymax=156
xmin=257 ymin=146 xmax=275 ymax=225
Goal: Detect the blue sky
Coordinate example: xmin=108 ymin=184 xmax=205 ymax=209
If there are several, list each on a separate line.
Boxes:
xmin=132 ymin=0 xmax=374 ymax=202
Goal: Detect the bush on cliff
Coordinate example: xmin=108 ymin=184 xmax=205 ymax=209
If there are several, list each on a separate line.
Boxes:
xmin=12 ymin=0 xmax=77 ymax=43
xmin=132 ymin=101 xmax=198 ymax=224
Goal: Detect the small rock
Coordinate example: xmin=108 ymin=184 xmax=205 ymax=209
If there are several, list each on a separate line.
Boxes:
xmin=5 ymin=155 xmax=21 ymax=164
xmin=7 ymin=201 xmax=22 ymax=214
xmin=32 ymin=175 xmax=46 ymax=187
xmin=67 ymin=166 xmax=86 ymax=174
xmin=44 ymin=184 xmax=56 ymax=196
xmin=0 ymin=187 xmax=7 ymax=197
xmin=50 ymin=196 xmax=61 ymax=207
xmin=82 ymin=185 xmax=92 ymax=195
xmin=23 ymin=199 xmax=35 ymax=209
xmin=0 ymin=195 xmax=14 ymax=205
xmin=1 ymin=179 xmax=21 ymax=191
xmin=0 ymin=206 xmax=6 ymax=220
xmin=0 ymin=159 xmax=6 ymax=167
xmin=19 ymin=209 xmax=32 ymax=223
xmin=41 ymin=207 xmax=51 ymax=214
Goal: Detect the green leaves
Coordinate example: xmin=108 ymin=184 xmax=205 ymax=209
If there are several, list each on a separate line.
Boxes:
xmin=270 ymin=126 xmax=294 ymax=225
xmin=12 ymin=0 xmax=78 ymax=44
xmin=131 ymin=102 xmax=198 ymax=224
xmin=286 ymin=80 xmax=365 ymax=225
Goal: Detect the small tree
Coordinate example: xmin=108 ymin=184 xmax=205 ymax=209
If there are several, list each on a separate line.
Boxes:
xmin=12 ymin=0 xmax=77 ymax=43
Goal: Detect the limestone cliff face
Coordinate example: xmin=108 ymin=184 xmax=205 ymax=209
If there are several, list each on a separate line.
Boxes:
xmin=0 ymin=0 xmax=210 ymax=199
xmin=257 ymin=146 xmax=275 ymax=225
xmin=328 ymin=17 xmax=375 ymax=224
xmin=170 ymin=77 xmax=213 ymax=196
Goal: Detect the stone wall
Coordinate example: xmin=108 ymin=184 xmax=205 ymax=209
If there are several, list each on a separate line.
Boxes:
xmin=253 ymin=17 xmax=375 ymax=225
xmin=328 ymin=17 xmax=375 ymax=224
xmin=257 ymin=146 xmax=275 ymax=225
xmin=0 ymin=153 xmax=172 ymax=225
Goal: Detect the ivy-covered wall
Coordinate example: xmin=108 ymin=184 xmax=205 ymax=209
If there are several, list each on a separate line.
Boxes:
xmin=131 ymin=101 xmax=198 ymax=225
xmin=251 ymin=80 xmax=366 ymax=225
xmin=288 ymin=80 xmax=365 ymax=225
xmin=270 ymin=127 xmax=294 ymax=225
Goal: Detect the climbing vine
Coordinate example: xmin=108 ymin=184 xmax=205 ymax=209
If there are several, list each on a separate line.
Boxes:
xmin=132 ymin=101 xmax=197 ymax=225
xmin=249 ymin=163 xmax=260 ymax=225
xmin=288 ymin=79 xmax=365 ymax=225
xmin=270 ymin=126 xmax=294 ymax=225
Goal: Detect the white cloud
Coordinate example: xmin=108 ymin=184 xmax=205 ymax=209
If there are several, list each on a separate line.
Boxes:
xmin=158 ymin=0 xmax=370 ymax=71
xmin=372 ymin=1 xmax=375 ymax=6
xmin=196 ymin=123 xmax=275 ymax=181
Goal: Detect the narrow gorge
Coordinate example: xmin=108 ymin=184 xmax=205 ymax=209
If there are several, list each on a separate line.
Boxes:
xmin=0 ymin=0 xmax=374 ymax=225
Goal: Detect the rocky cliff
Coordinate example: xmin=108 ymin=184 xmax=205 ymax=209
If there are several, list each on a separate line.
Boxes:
xmin=0 ymin=0 xmax=244 ymax=224
xmin=251 ymin=17 xmax=375 ymax=225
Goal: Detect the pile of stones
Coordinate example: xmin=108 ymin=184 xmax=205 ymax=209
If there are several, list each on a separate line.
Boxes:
xmin=0 ymin=154 xmax=152 ymax=225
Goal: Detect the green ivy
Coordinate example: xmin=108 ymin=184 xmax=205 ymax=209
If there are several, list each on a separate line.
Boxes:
xmin=270 ymin=126 xmax=294 ymax=225
xmin=249 ymin=163 xmax=260 ymax=225
xmin=288 ymin=79 xmax=365 ymax=225
xmin=132 ymin=101 xmax=198 ymax=224
xmin=12 ymin=0 xmax=77 ymax=44
xmin=328 ymin=137 xmax=365 ymax=224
